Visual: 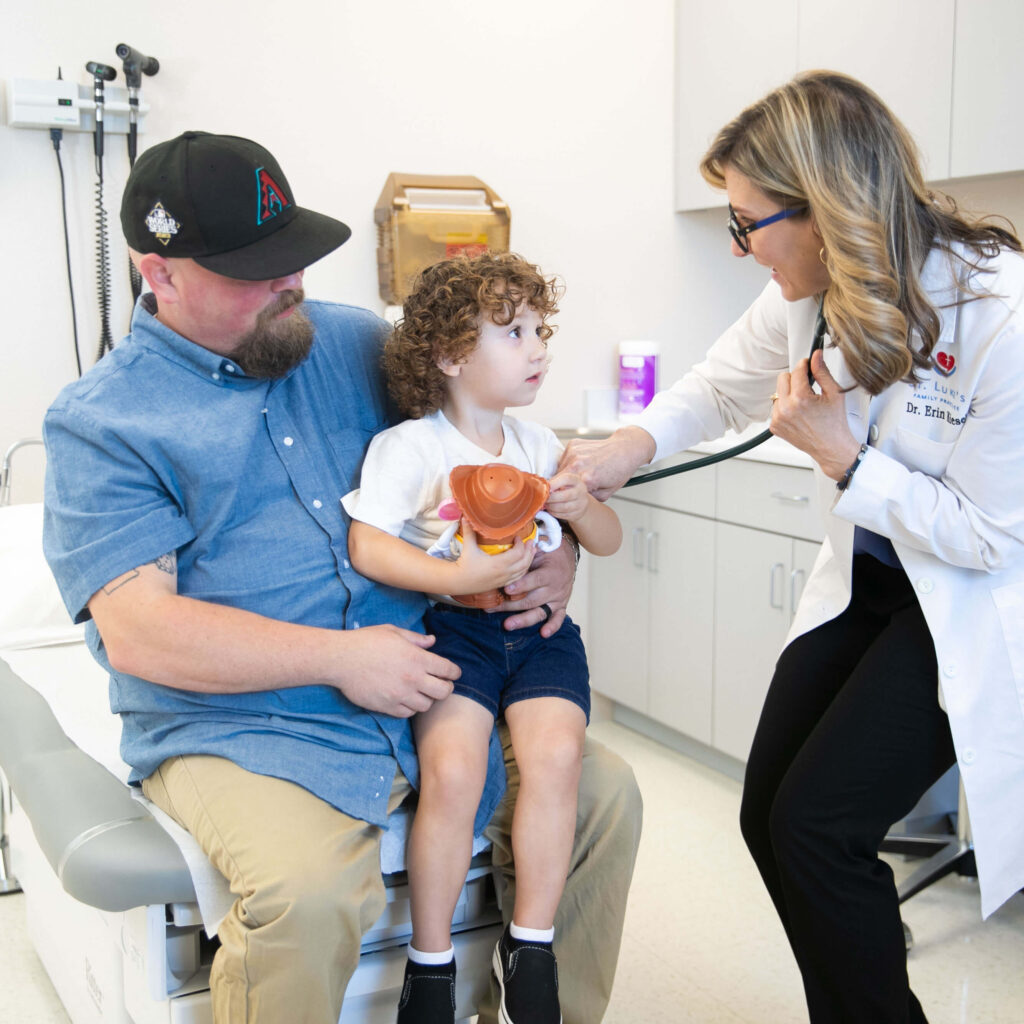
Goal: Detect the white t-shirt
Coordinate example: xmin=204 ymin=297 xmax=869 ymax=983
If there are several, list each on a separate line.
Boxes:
xmin=342 ymin=410 xmax=564 ymax=602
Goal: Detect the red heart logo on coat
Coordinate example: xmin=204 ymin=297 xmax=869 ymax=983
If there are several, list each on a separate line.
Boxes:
xmin=935 ymin=351 xmax=956 ymax=376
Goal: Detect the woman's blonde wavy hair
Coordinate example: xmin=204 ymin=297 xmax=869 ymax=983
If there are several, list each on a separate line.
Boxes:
xmin=384 ymin=252 xmax=561 ymax=418
xmin=700 ymin=70 xmax=1021 ymax=395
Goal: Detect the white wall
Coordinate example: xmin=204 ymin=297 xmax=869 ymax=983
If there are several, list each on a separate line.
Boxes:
xmin=1 ymin=0 xmax=700 ymax=501
xmin=3 ymin=1 xmax=1023 ymax=504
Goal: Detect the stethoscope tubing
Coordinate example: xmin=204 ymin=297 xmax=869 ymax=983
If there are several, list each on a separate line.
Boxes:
xmin=623 ymin=294 xmax=828 ymax=488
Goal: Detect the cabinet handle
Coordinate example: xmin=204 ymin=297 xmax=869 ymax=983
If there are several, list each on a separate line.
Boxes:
xmin=769 ymin=562 xmax=785 ymax=609
xmin=647 ymin=531 xmax=658 ymax=573
xmin=790 ymin=568 xmax=806 ymax=619
xmin=771 ymin=491 xmax=810 ymax=504
xmin=632 ymin=526 xmax=645 ymax=568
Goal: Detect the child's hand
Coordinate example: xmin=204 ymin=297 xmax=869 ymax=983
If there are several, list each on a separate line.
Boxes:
xmin=449 ymin=520 xmax=535 ymax=595
xmin=545 ymin=472 xmax=590 ymax=523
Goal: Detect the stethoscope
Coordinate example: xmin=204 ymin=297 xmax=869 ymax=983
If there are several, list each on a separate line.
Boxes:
xmin=622 ymin=293 xmax=829 ymax=487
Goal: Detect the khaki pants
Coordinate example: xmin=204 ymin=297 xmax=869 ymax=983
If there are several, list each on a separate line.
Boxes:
xmin=142 ymin=722 xmax=642 ymax=1024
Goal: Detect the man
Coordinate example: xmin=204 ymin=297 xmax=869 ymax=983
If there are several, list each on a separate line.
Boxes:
xmin=42 ymin=131 xmax=641 ymax=1024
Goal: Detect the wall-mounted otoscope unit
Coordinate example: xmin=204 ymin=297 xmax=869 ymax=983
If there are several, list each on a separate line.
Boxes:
xmin=7 ymin=45 xmax=160 ymax=372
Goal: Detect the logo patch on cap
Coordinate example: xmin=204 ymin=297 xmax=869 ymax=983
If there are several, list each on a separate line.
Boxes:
xmin=255 ymin=167 xmax=291 ymax=225
xmin=145 ymin=201 xmax=181 ymax=246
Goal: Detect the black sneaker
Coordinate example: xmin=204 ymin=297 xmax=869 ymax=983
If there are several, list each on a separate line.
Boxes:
xmin=491 ymin=926 xmax=562 ymax=1024
xmin=396 ymin=957 xmax=457 ymax=1024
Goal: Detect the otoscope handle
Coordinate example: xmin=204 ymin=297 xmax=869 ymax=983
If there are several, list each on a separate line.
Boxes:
xmin=85 ymin=62 xmax=116 ymax=163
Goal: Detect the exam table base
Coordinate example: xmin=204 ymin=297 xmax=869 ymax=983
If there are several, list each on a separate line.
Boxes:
xmin=10 ymin=795 xmax=502 ymax=1024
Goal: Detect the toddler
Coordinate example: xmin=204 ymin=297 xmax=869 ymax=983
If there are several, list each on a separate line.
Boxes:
xmin=343 ymin=252 xmax=620 ymax=1024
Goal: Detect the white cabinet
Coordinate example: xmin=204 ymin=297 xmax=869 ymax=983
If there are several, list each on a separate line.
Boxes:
xmin=711 ymin=458 xmax=823 ymax=761
xmin=950 ymin=0 xmax=1024 ymax=178
xmin=674 ymin=0 xmax=798 ymax=211
xmin=589 ymin=452 xmax=823 ymax=767
xmin=796 ymin=0 xmax=955 ymax=182
xmin=675 ymin=0 xmax=1014 ymax=211
xmin=588 ymin=497 xmax=716 ymax=744
xmin=712 ymin=523 xmax=819 ymax=761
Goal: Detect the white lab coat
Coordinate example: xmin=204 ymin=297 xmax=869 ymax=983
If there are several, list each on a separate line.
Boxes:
xmin=638 ymin=244 xmax=1024 ymax=918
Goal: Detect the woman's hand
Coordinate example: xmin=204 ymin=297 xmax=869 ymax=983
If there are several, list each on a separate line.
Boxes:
xmin=772 ymin=350 xmax=862 ymax=480
xmin=558 ymin=426 xmax=657 ymax=501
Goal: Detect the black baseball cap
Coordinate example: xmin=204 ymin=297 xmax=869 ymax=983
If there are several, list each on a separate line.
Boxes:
xmin=120 ymin=131 xmax=351 ymax=280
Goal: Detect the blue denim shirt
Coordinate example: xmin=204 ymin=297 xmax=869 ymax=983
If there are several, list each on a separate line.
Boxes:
xmin=43 ymin=295 xmax=504 ymax=832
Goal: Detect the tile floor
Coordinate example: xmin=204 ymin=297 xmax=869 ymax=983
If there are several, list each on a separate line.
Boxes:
xmin=2 ymin=717 xmax=1022 ymax=1023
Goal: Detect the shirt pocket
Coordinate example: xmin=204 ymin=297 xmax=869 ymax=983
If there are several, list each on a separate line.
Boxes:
xmin=894 ymin=428 xmax=955 ymax=477
xmin=326 ymin=426 xmax=379 ymax=486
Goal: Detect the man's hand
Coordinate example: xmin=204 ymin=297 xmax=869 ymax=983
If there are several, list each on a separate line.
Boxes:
xmin=89 ymin=557 xmax=460 ymax=717
xmin=496 ymin=535 xmax=576 ymax=637
xmin=333 ymin=625 xmax=460 ymax=718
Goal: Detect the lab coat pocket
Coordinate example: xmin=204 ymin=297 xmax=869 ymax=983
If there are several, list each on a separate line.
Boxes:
xmin=894 ymin=428 xmax=955 ymax=477
xmin=992 ymin=580 xmax=1024 ymax=713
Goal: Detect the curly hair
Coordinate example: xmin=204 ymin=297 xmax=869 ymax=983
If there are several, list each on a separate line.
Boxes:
xmin=384 ymin=252 xmax=562 ymax=418
xmin=700 ymin=70 xmax=1021 ymax=395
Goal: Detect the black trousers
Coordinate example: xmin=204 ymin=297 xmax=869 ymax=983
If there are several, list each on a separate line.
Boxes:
xmin=740 ymin=555 xmax=957 ymax=1024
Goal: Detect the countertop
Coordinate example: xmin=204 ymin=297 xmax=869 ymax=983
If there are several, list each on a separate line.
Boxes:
xmin=553 ymin=422 xmax=814 ymax=471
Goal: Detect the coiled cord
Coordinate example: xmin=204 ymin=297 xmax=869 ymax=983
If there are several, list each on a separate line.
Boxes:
xmin=94 ymin=168 xmax=114 ymax=362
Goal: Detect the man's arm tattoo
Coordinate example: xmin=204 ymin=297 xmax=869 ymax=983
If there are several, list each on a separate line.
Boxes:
xmin=100 ymin=552 xmax=176 ymax=595
xmin=154 ymin=552 xmax=177 ymax=575
xmin=102 ymin=569 xmax=140 ymax=595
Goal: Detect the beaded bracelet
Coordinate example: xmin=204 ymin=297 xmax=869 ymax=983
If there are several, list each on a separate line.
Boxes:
xmin=836 ymin=444 xmax=868 ymax=492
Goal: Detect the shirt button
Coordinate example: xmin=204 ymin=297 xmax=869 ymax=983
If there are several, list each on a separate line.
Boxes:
xmin=225 ymin=364 xmax=236 ymax=373
xmin=283 ymin=436 xmax=294 ymax=447
xmin=343 ymin=559 xmax=350 ymax=569
xmin=869 ymin=424 xmax=879 ymax=442
xmin=212 ymin=372 xmax=221 ymax=381
xmin=942 ymin=661 xmax=958 ymax=677
xmin=962 ymin=748 xmax=976 ymax=766
xmin=313 ymin=499 xmax=323 ymax=509
xmin=352 ymin=620 xmax=360 ymax=629
xmin=916 ymin=578 xmax=934 ymax=595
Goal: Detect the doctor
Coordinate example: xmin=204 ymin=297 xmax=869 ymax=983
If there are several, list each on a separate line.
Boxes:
xmin=561 ymin=70 xmax=1024 ymax=1023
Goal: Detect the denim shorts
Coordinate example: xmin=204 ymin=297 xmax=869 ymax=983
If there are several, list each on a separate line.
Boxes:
xmin=423 ymin=603 xmax=590 ymax=722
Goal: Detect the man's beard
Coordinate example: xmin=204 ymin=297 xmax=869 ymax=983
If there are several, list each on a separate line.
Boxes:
xmin=232 ymin=289 xmax=314 ymax=379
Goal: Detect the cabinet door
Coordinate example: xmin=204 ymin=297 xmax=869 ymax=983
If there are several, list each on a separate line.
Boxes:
xmin=712 ymin=522 xmax=793 ymax=761
xmin=797 ymin=0 xmax=955 ymax=181
xmin=675 ymin=0 xmax=799 ymax=210
xmin=950 ymin=0 xmax=1024 ymax=178
xmin=647 ymin=508 xmax=715 ymax=744
xmin=587 ymin=498 xmax=649 ymax=712
xmin=789 ymin=538 xmax=821 ymax=621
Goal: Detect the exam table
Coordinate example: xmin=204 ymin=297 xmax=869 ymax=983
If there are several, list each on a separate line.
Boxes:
xmin=0 ymin=442 xmax=502 ymax=1024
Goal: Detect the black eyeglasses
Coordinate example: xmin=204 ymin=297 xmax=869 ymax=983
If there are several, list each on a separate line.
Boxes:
xmin=728 ymin=203 xmax=807 ymax=253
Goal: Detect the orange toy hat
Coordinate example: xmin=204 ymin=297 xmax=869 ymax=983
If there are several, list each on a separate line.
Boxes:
xmin=449 ymin=464 xmax=550 ymax=544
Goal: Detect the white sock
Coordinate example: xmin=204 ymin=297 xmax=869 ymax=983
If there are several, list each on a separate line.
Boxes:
xmin=509 ymin=922 xmax=555 ymax=944
xmin=407 ymin=943 xmax=454 ymax=966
